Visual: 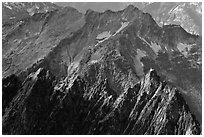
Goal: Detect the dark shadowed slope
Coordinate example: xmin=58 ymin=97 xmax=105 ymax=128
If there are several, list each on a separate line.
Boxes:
xmin=2 ymin=67 xmax=201 ymax=134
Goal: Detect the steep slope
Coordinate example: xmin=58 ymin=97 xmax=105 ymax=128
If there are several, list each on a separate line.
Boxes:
xmin=2 ymin=5 xmax=85 ymax=80
xmin=2 ymin=2 xmax=60 ymax=25
xmin=2 ymin=3 xmax=202 ymax=134
xmin=2 ymin=67 xmax=201 ymax=134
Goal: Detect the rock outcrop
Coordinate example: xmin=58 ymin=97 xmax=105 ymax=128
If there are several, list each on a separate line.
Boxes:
xmin=2 ymin=3 xmax=202 ymax=135
xmin=2 ymin=68 xmax=201 ymax=135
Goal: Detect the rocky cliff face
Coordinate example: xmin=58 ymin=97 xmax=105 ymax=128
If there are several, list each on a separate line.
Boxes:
xmin=2 ymin=2 xmax=202 ymax=135
xmin=2 ymin=68 xmax=201 ymax=135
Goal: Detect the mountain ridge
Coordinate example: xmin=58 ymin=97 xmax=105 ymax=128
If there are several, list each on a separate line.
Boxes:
xmin=2 ymin=3 xmax=202 ymax=135
xmin=2 ymin=67 xmax=201 ymax=134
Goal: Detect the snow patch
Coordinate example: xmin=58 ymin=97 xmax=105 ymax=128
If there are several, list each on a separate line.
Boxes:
xmin=95 ymin=31 xmax=112 ymax=47
xmin=36 ymin=5 xmax=39 ymax=10
xmin=133 ymin=49 xmax=147 ymax=77
xmin=90 ymin=60 xmax=99 ymax=64
xmin=137 ymin=35 xmax=151 ymax=47
xmin=32 ymin=68 xmax=43 ymax=80
xmin=122 ymin=17 xmax=127 ymax=21
xmin=113 ymin=21 xmax=129 ymax=36
xmin=9 ymin=17 xmax=15 ymax=19
xmin=95 ymin=21 xmax=130 ymax=47
xmin=96 ymin=31 xmax=111 ymax=40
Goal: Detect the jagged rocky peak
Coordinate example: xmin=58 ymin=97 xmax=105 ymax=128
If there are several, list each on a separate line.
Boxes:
xmin=124 ymin=69 xmax=200 ymax=135
xmin=145 ymin=68 xmax=159 ymax=80
xmin=28 ymin=68 xmax=53 ymax=81
xmin=124 ymin=4 xmax=139 ymax=12
xmin=85 ymin=8 xmax=99 ymax=15
xmin=140 ymin=68 xmax=161 ymax=92
xmin=2 ymin=2 xmax=202 ymax=135
xmin=85 ymin=4 xmax=140 ymax=24
xmin=2 ymin=68 xmax=201 ymax=135
xmin=85 ymin=8 xmax=101 ymax=23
